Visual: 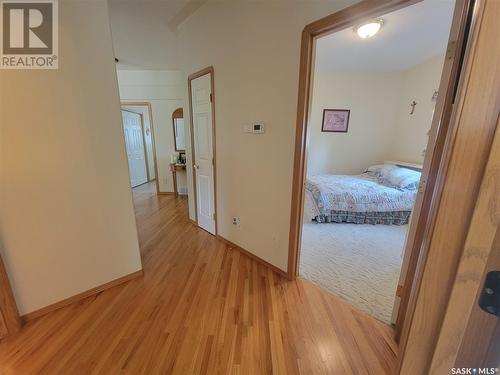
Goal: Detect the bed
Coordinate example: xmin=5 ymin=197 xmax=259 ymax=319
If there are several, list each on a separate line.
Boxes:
xmin=304 ymin=164 xmax=421 ymax=225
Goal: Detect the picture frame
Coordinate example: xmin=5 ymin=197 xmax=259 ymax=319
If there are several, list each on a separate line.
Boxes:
xmin=321 ymin=109 xmax=350 ymax=133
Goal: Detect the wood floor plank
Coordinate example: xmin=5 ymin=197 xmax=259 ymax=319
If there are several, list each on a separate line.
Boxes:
xmin=0 ymin=183 xmax=397 ymax=374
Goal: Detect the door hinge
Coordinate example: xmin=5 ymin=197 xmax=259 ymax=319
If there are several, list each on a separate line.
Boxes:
xmin=210 ymin=93 xmax=213 ymax=103
xmin=479 ymin=271 xmax=500 ymax=317
xmin=446 ymin=40 xmax=457 ymax=60
xmin=418 ymin=179 xmax=427 ymax=194
xmin=213 ymin=213 xmax=216 ymax=221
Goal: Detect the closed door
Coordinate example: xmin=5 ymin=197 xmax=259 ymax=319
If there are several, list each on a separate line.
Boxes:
xmin=121 ymin=110 xmax=148 ymax=188
xmin=191 ymin=72 xmax=216 ymax=235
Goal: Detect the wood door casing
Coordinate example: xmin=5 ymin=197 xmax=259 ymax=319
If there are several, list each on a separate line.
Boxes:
xmin=398 ymin=0 xmax=500 ymax=372
xmin=121 ymin=109 xmax=149 ymax=188
xmin=456 ymin=231 xmax=500 ymax=368
xmin=287 ymin=0 xmax=424 ymax=282
xmin=430 ymin=113 xmax=500 ymax=372
xmin=0 ymin=254 xmax=21 ymax=339
xmin=121 ymin=102 xmax=160 ymax=194
xmin=394 ymin=0 xmax=472 ymax=340
xmin=287 ymin=0 xmax=471 ymax=342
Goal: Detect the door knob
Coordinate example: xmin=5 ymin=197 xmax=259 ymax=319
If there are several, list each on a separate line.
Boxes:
xmin=193 ymin=164 xmax=199 ymax=169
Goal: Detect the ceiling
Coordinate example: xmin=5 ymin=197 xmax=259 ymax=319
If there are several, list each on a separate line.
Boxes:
xmin=109 ymin=0 xmax=455 ymax=71
xmin=315 ymin=0 xmax=456 ymax=72
xmin=108 ymin=0 xmax=205 ymax=70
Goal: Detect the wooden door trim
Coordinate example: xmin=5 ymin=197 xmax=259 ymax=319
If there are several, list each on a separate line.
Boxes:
xmin=430 ymin=113 xmax=500 ymax=373
xmin=121 ymin=108 xmax=150 ymax=187
xmin=288 ymin=0 xmax=469 ymax=285
xmin=288 ymin=0 xmax=422 ymax=283
xmin=288 ymin=0 xmax=478 ymax=370
xmin=394 ymin=0 xmax=473 ymax=340
xmin=397 ymin=0 xmax=500 ymax=372
xmin=0 ymin=254 xmax=21 ymax=339
xmin=121 ymin=102 xmax=160 ymax=194
xmin=188 ymin=66 xmax=218 ymax=235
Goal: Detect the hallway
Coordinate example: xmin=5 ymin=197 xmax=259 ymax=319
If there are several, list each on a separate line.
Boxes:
xmin=0 ymin=188 xmax=397 ymax=374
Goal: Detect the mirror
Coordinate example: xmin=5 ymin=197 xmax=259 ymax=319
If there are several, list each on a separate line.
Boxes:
xmin=172 ymin=108 xmax=185 ymax=152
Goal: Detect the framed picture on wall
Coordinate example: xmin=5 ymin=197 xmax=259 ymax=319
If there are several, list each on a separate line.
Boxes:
xmin=321 ymin=109 xmax=350 ymax=133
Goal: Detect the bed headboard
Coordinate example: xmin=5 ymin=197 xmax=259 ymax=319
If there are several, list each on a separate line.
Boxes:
xmin=384 ymin=160 xmax=423 ymax=171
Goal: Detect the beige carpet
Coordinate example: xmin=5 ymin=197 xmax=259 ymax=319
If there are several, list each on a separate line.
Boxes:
xmin=299 ymin=223 xmax=407 ymax=323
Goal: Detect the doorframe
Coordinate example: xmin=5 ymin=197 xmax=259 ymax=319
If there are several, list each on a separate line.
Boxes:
xmin=0 ymin=254 xmax=22 ymax=338
xmin=120 ymin=108 xmax=150 ymax=188
xmin=398 ymin=0 xmax=499 ymax=371
xmin=393 ymin=0 xmax=474 ymax=340
xmin=287 ymin=0 xmax=469 ymax=281
xmin=121 ymin=102 xmax=160 ymax=194
xmin=287 ymin=0 xmax=474 ymax=351
xmin=188 ymin=66 xmax=218 ymax=235
xmin=429 ymin=114 xmax=500 ymax=372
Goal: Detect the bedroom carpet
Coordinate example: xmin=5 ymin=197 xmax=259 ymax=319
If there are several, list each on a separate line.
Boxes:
xmin=299 ymin=223 xmax=407 ymax=324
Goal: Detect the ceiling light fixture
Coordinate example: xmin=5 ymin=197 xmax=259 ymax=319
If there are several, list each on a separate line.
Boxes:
xmin=355 ymin=19 xmax=384 ymax=39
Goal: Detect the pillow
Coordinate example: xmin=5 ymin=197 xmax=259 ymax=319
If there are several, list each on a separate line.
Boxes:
xmin=378 ymin=167 xmax=421 ymax=190
xmin=365 ymin=164 xmax=397 ymax=177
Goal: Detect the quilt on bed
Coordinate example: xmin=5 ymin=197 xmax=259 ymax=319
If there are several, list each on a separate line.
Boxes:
xmin=306 ymin=174 xmax=417 ymax=225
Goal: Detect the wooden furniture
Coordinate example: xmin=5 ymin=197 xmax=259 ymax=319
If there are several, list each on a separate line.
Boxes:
xmin=170 ymin=163 xmax=186 ymax=196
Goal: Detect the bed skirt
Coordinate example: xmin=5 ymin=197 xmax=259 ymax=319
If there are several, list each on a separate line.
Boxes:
xmin=314 ymin=210 xmax=411 ymax=225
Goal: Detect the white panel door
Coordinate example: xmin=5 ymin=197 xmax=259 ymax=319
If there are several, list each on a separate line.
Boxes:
xmin=121 ymin=110 xmax=148 ymax=188
xmin=191 ymin=73 xmax=216 ymax=235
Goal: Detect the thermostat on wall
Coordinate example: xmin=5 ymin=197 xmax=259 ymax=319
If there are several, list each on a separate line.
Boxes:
xmin=244 ymin=123 xmax=265 ymax=134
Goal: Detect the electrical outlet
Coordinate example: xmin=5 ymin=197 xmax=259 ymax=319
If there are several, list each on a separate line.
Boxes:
xmin=232 ymin=217 xmax=241 ymax=226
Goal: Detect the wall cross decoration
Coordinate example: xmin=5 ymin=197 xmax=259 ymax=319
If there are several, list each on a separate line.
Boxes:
xmin=410 ymin=100 xmax=417 ymax=115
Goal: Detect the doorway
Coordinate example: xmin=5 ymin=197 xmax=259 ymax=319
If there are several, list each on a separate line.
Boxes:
xmin=121 ymin=102 xmax=159 ymax=193
xmin=297 ymin=0 xmax=457 ymax=323
xmin=288 ymin=0 xmax=472 ymax=339
xmin=121 ymin=109 xmax=150 ymax=188
xmin=188 ymin=67 xmax=217 ymax=235
xmin=0 ymin=253 xmax=21 ymax=339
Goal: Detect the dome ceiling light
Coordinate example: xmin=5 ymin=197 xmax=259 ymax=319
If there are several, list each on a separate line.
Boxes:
xmin=355 ymin=19 xmax=384 ymax=39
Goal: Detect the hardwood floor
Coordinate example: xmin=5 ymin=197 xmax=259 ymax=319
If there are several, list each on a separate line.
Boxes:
xmin=0 ymin=183 xmax=397 ymax=374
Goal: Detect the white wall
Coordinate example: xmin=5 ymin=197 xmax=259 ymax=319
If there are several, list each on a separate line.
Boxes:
xmin=117 ymin=70 xmax=187 ymax=193
xmin=177 ymin=0 xmax=357 ymax=271
xmin=107 ymin=0 xmax=179 ymax=70
xmin=307 ymin=71 xmax=402 ymax=176
xmin=0 ymin=0 xmax=142 ymax=315
xmin=390 ymin=54 xmax=445 ymax=163
xmin=307 ymin=54 xmax=445 ymax=176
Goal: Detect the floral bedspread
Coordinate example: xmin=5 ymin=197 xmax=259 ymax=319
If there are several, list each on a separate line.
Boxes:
xmin=305 ymin=174 xmax=416 ymax=225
